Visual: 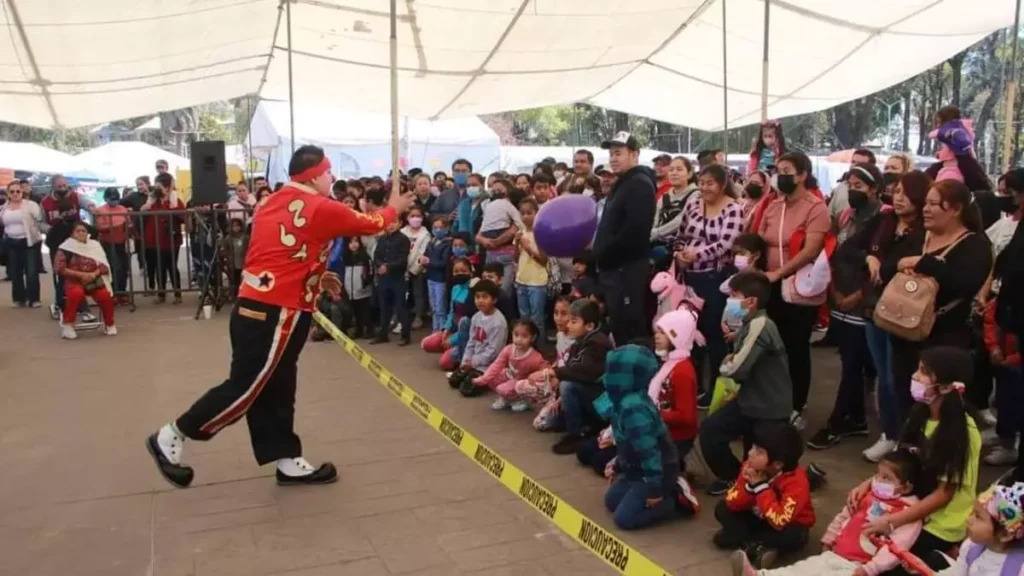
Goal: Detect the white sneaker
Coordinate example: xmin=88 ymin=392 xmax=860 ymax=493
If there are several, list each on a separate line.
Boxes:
xmin=510 ymin=400 xmax=531 ymax=413
xmin=157 ymin=423 xmax=185 ymax=465
xmin=978 ymin=409 xmax=998 ymax=427
xmin=391 ymin=323 xmax=402 ymax=335
xmin=49 ymin=303 xmax=60 ymax=320
xmin=103 ymin=325 xmax=118 ymax=336
xmin=80 ymin=311 xmax=98 ymax=323
xmin=61 ymin=325 xmax=78 ymax=340
xmin=863 ymin=434 xmax=897 ymax=463
xmin=491 ymin=397 xmax=510 ymax=411
xmin=789 ymin=411 xmax=806 ymax=432
xmin=984 ymin=445 xmax=1019 ymax=466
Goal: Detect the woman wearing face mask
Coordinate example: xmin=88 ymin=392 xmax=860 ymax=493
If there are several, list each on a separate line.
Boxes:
xmin=741 ymin=170 xmax=770 ymax=224
xmin=854 ymin=171 xmax=930 ymax=462
xmin=400 ymin=206 xmax=432 ymax=330
xmin=673 ymin=164 xmax=744 ymax=406
xmin=882 ymin=153 xmax=912 ymax=206
xmin=94 ymin=187 xmax=132 ymax=299
xmin=754 ymin=151 xmax=831 ymax=430
xmin=0 ymin=181 xmax=43 ymax=307
xmin=807 ymin=163 xmax=886 ymax=450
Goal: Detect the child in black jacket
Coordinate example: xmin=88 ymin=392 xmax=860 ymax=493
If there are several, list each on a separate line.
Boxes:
xmin=373 ymin=219 xmax=411 ymax=345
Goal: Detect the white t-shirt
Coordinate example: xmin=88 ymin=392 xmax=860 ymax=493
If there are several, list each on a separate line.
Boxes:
xmin=2 ymin=206 xmax=27 ymax=239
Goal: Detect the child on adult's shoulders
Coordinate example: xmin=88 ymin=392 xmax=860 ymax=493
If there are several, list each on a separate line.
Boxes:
xmin=715 ymin=422 xmax=815 ymax=570
xmin=550 ymin=299 xmax=613 ymax=456
xmin=732 ymin=448 xmax=923 ymax=575
xmin=448 ymin=279 xmax=508 ymax=396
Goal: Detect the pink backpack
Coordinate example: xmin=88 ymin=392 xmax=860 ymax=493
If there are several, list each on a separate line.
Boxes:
xmin=650 ymin=261 xmax=705 ymax=331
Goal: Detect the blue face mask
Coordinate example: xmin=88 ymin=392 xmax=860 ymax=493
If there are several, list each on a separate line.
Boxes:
xmin=453 ymin=173 xmax=468 ymax=187
xmin=723 ymin=297 xmax=749 ymax=322
xmin=452 ymin=246 xmax=468 ymax=257
xmin=466 ymin=186 xmax=481 ymax=199
xmin=432 ymin=229 xmax=448 ymax=239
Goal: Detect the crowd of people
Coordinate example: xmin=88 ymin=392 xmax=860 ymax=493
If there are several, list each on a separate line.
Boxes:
xmin=309 ymin=108 xmax=1024 ymax=574
xmin=6 ymin=103 xmax=1024 ymax=573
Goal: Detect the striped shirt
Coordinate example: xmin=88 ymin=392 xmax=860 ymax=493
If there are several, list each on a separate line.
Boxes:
xmin=674 ymin=194 xmax=744 ymax=272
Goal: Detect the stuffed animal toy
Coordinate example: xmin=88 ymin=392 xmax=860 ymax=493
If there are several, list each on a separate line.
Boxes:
xmin=650 ymin=261 xmax=704 ymax=331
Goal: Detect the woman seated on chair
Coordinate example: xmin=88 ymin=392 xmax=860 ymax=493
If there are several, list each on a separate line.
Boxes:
xmin=55 ymin=221 xmax=118 ymax=340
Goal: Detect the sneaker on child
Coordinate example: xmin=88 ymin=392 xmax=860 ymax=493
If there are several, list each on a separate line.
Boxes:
xmin=862 ymin=434 xmax=897 ymax=463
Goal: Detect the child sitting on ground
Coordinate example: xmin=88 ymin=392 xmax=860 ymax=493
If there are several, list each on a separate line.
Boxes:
xmin=482 ymin=262 xmax=518 ymax=323
xmin=524 ymin=296 xmax=574 ymax=430
xmin=701 ymin=270 xmax=793 ymax=496
xmin=477 ymin=319 xmax=548 ymax=411
xmin=421 ymin=257 xmax=475 ymax=370
xmin=550 ymin=299 xmax=614 ymax=455
xmin=849 ymin=346 xmax=981 ymax=572
xmin=935 ymin=482 xmax=1024 ymax=575
xmin=732 ymin=448 xmax=923 ymax=575
xmin=602 ymin=344 xmax=698 ymax=531
xmin=448 ymin=279 xmax=508 ymax=397
xmin=577 ymin=309 xmax=700 ymax=479
xmin=715 ymin=422 xmax=815 ymax=569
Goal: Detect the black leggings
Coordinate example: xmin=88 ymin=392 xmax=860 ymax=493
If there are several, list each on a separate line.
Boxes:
xmin=766 ymin=282 xmax=818 ymax=412
xmin=145 ymin=247 xmax=181 ymax=298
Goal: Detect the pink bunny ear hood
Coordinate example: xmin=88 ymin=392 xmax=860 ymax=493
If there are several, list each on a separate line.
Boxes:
xmin=656 ymin=309 xmax=698 ymax=356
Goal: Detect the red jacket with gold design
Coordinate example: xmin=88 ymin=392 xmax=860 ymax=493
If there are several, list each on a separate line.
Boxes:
xmin=725 ymin=462 xmax=815 ymax=530
xmin=239 ymin=183 xmax=396 ymax=311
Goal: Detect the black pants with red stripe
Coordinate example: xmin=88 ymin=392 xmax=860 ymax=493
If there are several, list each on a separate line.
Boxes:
xmin=175 ymin=298 xmax=311 ymax=465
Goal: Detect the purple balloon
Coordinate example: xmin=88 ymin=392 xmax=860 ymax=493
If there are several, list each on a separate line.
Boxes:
xmin=533 ymin=194 xmax=598 ymax=258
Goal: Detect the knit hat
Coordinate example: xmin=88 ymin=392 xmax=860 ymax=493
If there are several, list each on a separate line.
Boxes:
xmin=980 ymin=482 xmax=1024 ymax=541
xmin=655 ymin=309 xmax=698 ymax=357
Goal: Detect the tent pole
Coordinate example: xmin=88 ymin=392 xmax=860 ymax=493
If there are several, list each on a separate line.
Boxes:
xmin=286 ymin=0 xmax=295 ymax=154
xmin=246 ymin=94 xmax=255 ymax=189
xmin=390 ymin=0 xmax=400 ymax=198
xmin=761 ymin=0 xmax=770 ymax=122
xmin=721 ymin=0 xmax=729 ymax=153
xmin=1002 ymin=0 xmax=1021 ymax=172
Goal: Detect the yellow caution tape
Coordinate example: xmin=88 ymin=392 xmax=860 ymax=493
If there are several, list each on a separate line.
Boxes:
xmin=312 ymin=311 xmax=672 ymax=576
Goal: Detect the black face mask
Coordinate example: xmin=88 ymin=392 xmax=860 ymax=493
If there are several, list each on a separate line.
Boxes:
xmin=996 ymin=195 xmax=1019 ymax=215
xmin=883 ymin=172 xmax=899 ymax=185
xmin=451 ymin=273 xmax=472 ymax=285
xmin=745 ymin=183 xmax=764 ymax=200
xmin=776 ymin=174 xmax=797 ymax=195
xmin=848 ymin=189 xmax=869 ymax=210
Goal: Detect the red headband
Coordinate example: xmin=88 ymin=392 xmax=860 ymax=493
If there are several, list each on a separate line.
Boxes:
xmin=291 ymin=157 xmax=332 ymax=183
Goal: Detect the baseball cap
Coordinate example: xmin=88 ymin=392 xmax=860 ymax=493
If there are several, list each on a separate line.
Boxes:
xmin=601 ymin=131 xmax=640 ymax=151
xmin=595 ymin=164 xmax=612 ymax=176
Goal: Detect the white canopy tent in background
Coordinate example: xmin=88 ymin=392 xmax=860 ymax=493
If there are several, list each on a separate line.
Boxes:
xmin=247 ymin=100 xmax=501 ymax=183
xmin=67 ymin=141 xmax=188 ymax=187
xmin=0 ymin=0 xmax=1019 ymax=134
xmin=498 ymin=146 xmax=678 ymax=175
xmin=0 ymin=141 xmax=74 ymax=173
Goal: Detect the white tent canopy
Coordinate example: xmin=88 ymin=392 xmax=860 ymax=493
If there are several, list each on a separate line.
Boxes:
xmin=247 ymin=100 xmax=501 ymax=182
xmin=0 ymin=1 xmax=1019 ymax=131
xmin=0 ymin=141 xmax=74 ymax=173
xmin=68 ymin=141 xmax=188 ymax=187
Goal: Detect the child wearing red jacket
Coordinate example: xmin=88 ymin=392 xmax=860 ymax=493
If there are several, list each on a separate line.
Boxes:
xmin=715 ymin=421 xmax=815 ymax=570
xmin=651 ymin=309 xmax=700 ymax=471
xmin=984 ymin=297 xmax=1022 ymax=463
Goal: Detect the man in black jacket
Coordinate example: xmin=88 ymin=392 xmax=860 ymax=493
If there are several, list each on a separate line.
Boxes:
xmin=592 ymin=132 xmax=656 ymax=345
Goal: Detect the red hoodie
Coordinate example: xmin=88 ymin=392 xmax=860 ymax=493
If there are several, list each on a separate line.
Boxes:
xmin=725 ymin=462 xmax=815 ymax=530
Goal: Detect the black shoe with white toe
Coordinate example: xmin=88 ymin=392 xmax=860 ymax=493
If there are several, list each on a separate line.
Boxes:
xmin=276 ymin=462 xmax=339 ymax=486
xmin=145 ymin=433 xmax=194 ymax=488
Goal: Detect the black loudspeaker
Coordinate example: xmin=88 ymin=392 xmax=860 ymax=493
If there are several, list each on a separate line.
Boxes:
xmin=190 ymin=140 xmax=228 ymax=205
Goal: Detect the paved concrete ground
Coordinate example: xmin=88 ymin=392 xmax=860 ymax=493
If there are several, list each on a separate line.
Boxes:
xmin=0 ymin=277 xmax=1006 ymax=575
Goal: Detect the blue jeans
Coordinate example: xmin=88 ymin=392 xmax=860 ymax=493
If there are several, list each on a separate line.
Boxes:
xmin=486 ymin=250 xmax=516 ymax=296
xmin=604 ymin=478 xmax=675 ymax=530
xmin=685 ymin=269 xmax=728 ymax=392
xmin=865 ymin=322 xmax=899 ymax=439
xmin=560 ymin=380 xmax=587 ymax=435
xmin=427 ymin=279 xmax=447 ymax=332
xmin=451 ymin=316 xmax=472 ymax=363
xmin=376 ymin=275 xmax=409 ymax=337
xmin=5 ymin=237 xmax=40 ymax=304
xmin=516 ymin=283 xmax=547 ymax=344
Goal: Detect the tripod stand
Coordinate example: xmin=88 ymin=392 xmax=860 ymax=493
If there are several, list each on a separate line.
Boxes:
xmin=193 ymin=212 xmax=228 ymax=320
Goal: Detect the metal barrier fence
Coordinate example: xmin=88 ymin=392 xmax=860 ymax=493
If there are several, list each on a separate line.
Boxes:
xmin=86 ymin=207 xmax=251 ymax=317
